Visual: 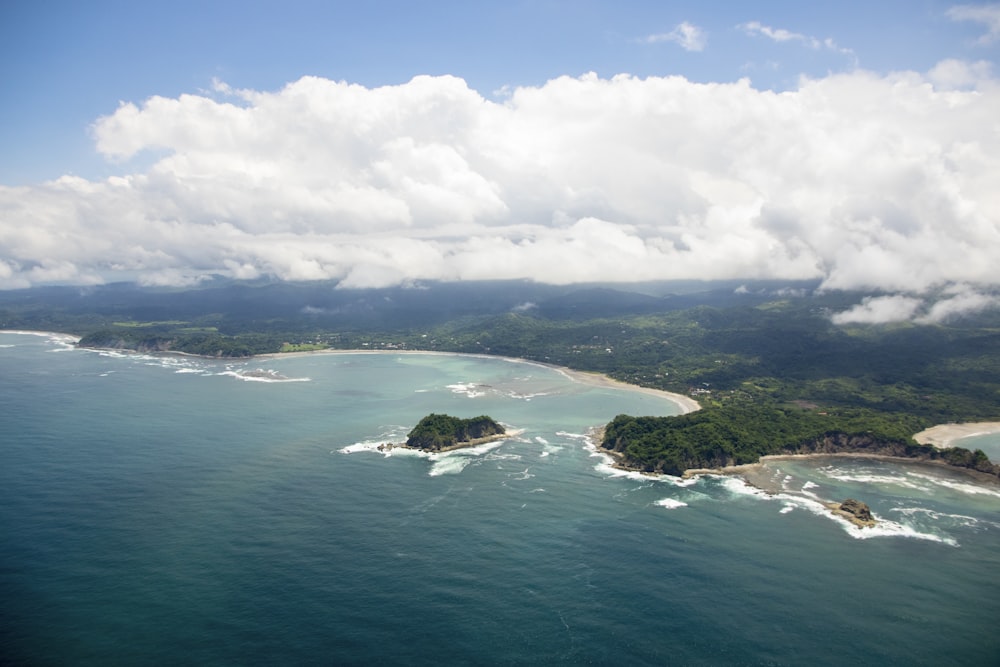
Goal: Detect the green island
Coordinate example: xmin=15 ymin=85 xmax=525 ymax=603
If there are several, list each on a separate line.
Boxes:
xmin=3 ymin=279 xmax=999 ymax=479
xmin=404 ymin=414 xmax=507 ymax=452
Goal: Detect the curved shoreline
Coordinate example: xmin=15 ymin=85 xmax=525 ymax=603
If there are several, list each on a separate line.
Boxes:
xmin=255 ymin=347 xmax=702 ymax=415
xmin=682 ymin=452 xmax=1000 ymax=491
xmin=5 ymin=330 xmax=998 ymax=455
xmin=912 ymin=422 xmax=1000 ymax=448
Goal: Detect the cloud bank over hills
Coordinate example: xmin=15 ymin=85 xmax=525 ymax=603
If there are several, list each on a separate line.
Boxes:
xmin=1 ymin=65 xmax=998 ymax=322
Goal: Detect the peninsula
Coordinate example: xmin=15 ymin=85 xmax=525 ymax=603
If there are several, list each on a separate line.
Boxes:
xmin=599 ymin=412 xmax=1000 ymax=483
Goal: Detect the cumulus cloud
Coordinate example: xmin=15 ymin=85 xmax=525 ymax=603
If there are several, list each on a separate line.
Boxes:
xmin=830 ymin=295 xmax=924 ymax=325
xmin=916 ymin=287 xmax=1000 ymax=323
xmin=947 ymin=4 xmax=1000 ymax=44
xmin=644 ymin=22 xmax=707 ymax=52
xmin=1 ymin=67 xmax=999 ymax=301
xmin=830 ymin=286 xmax=1000 ymax=325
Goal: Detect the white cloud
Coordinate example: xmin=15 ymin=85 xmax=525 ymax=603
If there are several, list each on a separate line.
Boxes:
xmin=644 ymin=22 xmax=707 ymax=52
xmin=947 ymin=4 xmax=1000 ymax=44
xmin=1 ymin=66 xmax=999 ymax=299
xmin=830 ymin=295 xmax=924 ymax=324
xmin=740 ymin=21 xmax=810 ymax=44
xmin=740 ymin=21 xmax=855 ymax=57
xmin=928 ymin=58 xmax=994 ymax=88
xmin=830 ymin=286 xmax=1000 ymax=325
xmin=916 ymin=287 xmax=1000 ymax=323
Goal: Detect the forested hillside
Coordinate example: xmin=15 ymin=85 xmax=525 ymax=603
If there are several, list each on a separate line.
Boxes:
xmin=3 ymin=279 xmax=999 ymax=465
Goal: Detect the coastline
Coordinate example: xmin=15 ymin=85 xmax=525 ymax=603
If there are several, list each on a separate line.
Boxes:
xmin=7 ymin=330 xmax=999 ymax=467
xmin=255 ymin=347 xmax=702 ymax=415
xmin=680 ymin=452 xmax=1000 ymax=492
xmin=912 ymin=422 xmax=1000 ymax=448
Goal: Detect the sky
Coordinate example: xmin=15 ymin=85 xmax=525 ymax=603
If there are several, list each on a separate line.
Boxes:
xmin=1 ymin=0 xmax=999 ymax=323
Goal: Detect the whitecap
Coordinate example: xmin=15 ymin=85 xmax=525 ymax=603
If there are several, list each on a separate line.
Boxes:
xmin=428 ymin=441 xmax=507 ymax=476
xmin=890 ymin=507 xmax=982 ymax=529
xmin=217 ymin=369 xmax=311 ymax=383
xmin=726 ymin=480 xmax=961 ymax=545
xmin=655 ymin=498 xmax=688 ymax=509
xmin=446 ymin=382 xmax=487 ymax=398
xmin=818 ymin=467 xmax=934 ymax=493
xmin=906 ymin=472 xmax=1000 ymax=499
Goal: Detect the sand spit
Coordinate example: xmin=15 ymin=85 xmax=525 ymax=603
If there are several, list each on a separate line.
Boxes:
xmin=913 ymin=422 xmax=1000 ymax=448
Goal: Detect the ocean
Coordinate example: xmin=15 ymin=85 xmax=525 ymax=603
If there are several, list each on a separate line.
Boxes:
xmin=2 ymin=331 xmax=999 ymax=665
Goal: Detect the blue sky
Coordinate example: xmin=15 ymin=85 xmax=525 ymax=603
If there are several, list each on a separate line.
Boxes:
xmin=1 ymin=1 xmax=999 ymax=322
xmin=2 ymin=0 xmax=995 ymax=183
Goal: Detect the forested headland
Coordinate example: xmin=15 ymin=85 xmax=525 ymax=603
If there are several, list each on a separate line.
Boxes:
xmin=3 ymin=279 xmax=999 ymax=472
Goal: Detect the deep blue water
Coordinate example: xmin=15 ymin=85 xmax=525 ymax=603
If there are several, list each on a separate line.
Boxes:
xmin=2 ymin=332 xmax=1000 ymax=665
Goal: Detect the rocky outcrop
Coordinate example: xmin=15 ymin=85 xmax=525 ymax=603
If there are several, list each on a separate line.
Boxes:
xmin=405 ymin=414 xmax=506 ymax=451
xmin=826 ymin=499 xmax=876 ymax=528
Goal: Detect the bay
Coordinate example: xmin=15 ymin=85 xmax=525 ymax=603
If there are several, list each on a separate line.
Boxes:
xmin=2 ymin=331 xmax=999 ymax=665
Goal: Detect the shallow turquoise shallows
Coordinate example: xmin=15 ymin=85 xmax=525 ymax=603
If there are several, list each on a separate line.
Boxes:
xmin=2 ymin=332 xmax=999 ymax=665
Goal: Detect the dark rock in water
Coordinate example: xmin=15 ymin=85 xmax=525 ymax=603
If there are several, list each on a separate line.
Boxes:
xmin=839 ymin=499 xmax=873 ymax=522
xmin=826 ymin=498 xmax=876 ymax=528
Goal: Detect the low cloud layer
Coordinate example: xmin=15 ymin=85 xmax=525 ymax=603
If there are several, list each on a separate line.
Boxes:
xmin=1 ymin=66 xmax=998 ymax=317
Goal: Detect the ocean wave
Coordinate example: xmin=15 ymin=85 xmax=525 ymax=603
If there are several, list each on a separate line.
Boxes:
xmin=218 ymin=368 xmax=311 ymax=383
xmin=816 ymin=466 xmax=935 ymax=493
xmin=447 ymin=382 xmax=488 ymax=398
xmin=428 ymin=441 xmax=506 ymax=476
xmin=721 ymin=477 xmax=960 ymax=545
xmin=906 ymin=472 xmax=1000 ymax=499
xmin=655 ymin=498 xmax=688 ymax=509
xmin=890 ymin=507 xmax=984 ymax=529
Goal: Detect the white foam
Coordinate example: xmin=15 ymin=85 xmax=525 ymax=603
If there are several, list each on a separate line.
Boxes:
xmin=890 ymin=507 xmax=983 ymax=529
xmin=217 ymin=369 xmax=311 ymax=383
xmin=723 ymin=479 xmax=962 ymax=545
xmin=818 ymin=467 xmax=934 ymax=493
xmin=718 ymin=476 xmax=771 ymax=499
xmin=556 ymin=431 xmax=590 ymax=441
xmin=427 ymin=441 xmax=507 ymax=476
xmin=906 ymin=472 xmax=1000 ymax=499
xmin=655 ymin=498 xmax=688 ymax=509
xmin=446 ymin=382 xmax=487 ymax=398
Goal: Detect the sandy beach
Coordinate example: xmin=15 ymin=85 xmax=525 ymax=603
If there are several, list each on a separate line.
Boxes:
xmin=257 ymin=347 xmax=702 ymax=415
xmin=912 ymin=422 xmax=1000 ymax=448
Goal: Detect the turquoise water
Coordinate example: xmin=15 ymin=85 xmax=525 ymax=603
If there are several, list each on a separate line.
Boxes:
xmin=2 ymin=331 xmax=999 ymax=665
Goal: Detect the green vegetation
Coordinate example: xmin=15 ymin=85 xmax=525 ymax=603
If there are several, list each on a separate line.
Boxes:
xmin=3 ymin=279 xmax=1000 ymax=469
xmin=279 ymin=342 xmax=329 ymax=353
xmin=405 ymin=414 xmax=506 ymax=451
xmin=599 ymin=411 xmax=999 ymax=478
xmin=112 ymin=320 xmax=190 ymax=328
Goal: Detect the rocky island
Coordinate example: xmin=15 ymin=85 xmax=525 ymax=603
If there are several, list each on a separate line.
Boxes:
xmin=401 ymin=413 xmax=507 ymax=452
xmin=826 ymin=499 xmax=877 ymax=528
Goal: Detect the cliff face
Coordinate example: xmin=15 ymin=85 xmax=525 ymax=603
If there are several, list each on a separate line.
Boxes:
xmin=782 ymin=433 xmax=923 ymax=458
